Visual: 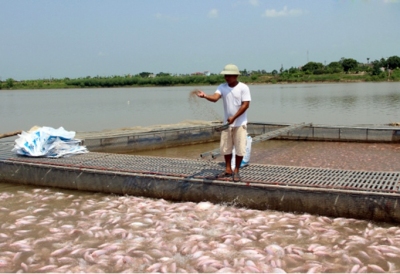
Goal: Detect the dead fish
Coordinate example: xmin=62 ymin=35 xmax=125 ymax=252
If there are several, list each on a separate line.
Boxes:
xmin=350 ymin=264 xmax=360 ymax=273
xmin=146 ymin=262 xmax=162 ymax=272
xmin=50 ymin=246 xmax=72 ymax=257
xmin=37 ymin=265 xmax=58 ymax=272
xmin=368 ymin=264 xmax=385 ymax=273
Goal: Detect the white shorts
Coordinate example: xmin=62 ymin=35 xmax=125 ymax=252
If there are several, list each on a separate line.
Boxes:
xmin=220 ymin=125 xmax=247 ymax=156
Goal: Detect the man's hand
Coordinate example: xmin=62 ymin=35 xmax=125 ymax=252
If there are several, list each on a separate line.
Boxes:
xmin=227 ymin=101 xmax=250 ymax=124
xmin=195 ymin=91 xmax=221 ymax=102
xmin=196 ymin=90 xmax=206 ymax=98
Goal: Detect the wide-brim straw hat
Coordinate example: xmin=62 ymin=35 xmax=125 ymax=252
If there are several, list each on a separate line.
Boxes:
xmin=220 ymin=64 xmax=240 ymax=75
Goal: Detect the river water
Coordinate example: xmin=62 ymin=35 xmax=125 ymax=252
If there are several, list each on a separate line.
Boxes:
xmin=1 ymin=82 xmax=400 ymax=133
xmin=1 ymin=83 xmax=400 ymax=272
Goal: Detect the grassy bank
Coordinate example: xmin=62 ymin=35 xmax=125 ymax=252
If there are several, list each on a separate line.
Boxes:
xmin=1 ymin=69 xmax=400 ymax=90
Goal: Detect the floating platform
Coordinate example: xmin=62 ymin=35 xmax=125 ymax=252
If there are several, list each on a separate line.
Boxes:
xmin=77 ymin=122 xmax=400 ymax=154
xmin=1 ymin=121 xmax=400 ymax=224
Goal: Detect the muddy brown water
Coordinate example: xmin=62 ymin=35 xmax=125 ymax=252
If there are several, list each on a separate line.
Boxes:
xmin=131 ymin=139 xmax=400 ymax=172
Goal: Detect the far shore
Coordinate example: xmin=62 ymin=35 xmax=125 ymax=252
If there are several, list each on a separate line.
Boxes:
xmin=1 ymin=78 xmax=398 ymax=91
xmin=2 ymin=69 xmax=399 ymax=90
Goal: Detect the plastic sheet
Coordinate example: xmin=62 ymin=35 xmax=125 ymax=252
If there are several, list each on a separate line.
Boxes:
xmin=231 ymin=135 xmax=252 ymax=169
xmin=12 ymin=126 xmax=88 ymax=158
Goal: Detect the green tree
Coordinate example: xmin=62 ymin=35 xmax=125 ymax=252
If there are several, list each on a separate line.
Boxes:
xmin=37 ymin=80 xmax=43 ymax=88
xmin=206 ymin=75 xmax=222 ymax=85
xmin=379 ymin=58 xmax=387 ymax=68
xmin=153 ymin=76 xmax=173 ymax=86
xmin=326 ymin=61 xmax=343 ymax=73
xmin=370 ymin=60 xmax=382 ymax=76
xmin=138 ymin=72 xmax=153 ymax=78
xmin=156 ymin=72 xmax=170 ymax=77
xmin=288 ymin=67 xmax=300 ymax=74
xmin=387 ymin=56 xmax=400 ymax=70
xmin=6 ymin=78 xmax=14 ymax=88
xmin=341 ymin=58 xmax=358 ymax=73
xmin=301 ymin=62 xmax=324 ymax=73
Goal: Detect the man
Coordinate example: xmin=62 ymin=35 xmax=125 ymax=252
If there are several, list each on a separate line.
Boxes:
xmin=197 ymin=64 xmax=251 ymax=182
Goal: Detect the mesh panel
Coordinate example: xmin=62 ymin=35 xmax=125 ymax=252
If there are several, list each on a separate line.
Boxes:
xmin=366 ymin=129 xmax=393 ymax=142
xmin=248 ymin=123 xmax=397 ymax=142
xmin=0 ymin=142 xmax=15 ymax=160
xmin=3 ymin=152 xmax=400 ymax=194
xmin=2 ymin=123 xmax=400 ymax=195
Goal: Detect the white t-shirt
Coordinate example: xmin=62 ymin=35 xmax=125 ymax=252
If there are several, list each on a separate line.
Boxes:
xmin=215 ymin=82 xmax=251 ymax=127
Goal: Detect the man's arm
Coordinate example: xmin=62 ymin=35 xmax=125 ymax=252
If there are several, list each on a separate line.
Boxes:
xmin=227 ymin=101 xmax=250 ymax=124
xmin=196 ymin=90 xmax=221 ymax=102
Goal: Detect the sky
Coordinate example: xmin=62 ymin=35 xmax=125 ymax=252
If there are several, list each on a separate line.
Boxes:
xmin=1 ymin=0 xmax=399 ymax=80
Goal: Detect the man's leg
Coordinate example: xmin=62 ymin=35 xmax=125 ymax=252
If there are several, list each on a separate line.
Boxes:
xmin=232 ymin=125 xmax=247 ymax=181
xmin=224 ymin=154 xmax=233 ymax=174
xmin=216 ymin=128 xmax=234 ymax=178
xmin=234 ymin=155 xmax=243 ymax=174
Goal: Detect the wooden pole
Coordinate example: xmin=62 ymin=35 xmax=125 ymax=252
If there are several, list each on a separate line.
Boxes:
xmin=0 ymin=130 xmax=22 ymax=139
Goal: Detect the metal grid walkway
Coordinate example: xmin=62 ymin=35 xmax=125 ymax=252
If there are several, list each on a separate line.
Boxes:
xmin=1 ymin=141 xmax=399 ymax=194
xmin=0 ymin=142 xmax=14 ymax=160
xmin=200 ymin=123 xmax=310 ymax=158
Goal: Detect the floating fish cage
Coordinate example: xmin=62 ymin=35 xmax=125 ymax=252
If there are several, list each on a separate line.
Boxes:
xmin=79 ymin=124 xmax=221 ymax=153
xmin=2 ymin=122 xmax=400 ymax=223
xmin=1 ymin=143 xmax=400 ymax=223
xmin=248 ymin=122 xmax=400 ymax=143
xmin=79 ymin=122 xmax=400 ymax=153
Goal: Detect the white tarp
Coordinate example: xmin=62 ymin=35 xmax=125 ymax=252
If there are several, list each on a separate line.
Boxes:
xmin=12 ymin=126 xmax=88 ymax=158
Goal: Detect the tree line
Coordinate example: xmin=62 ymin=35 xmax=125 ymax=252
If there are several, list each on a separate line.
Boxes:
xmin=1 ymin=56 xmax=400 ymax=90
xmin=281 ymin=56 xmax=400 ymax=76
